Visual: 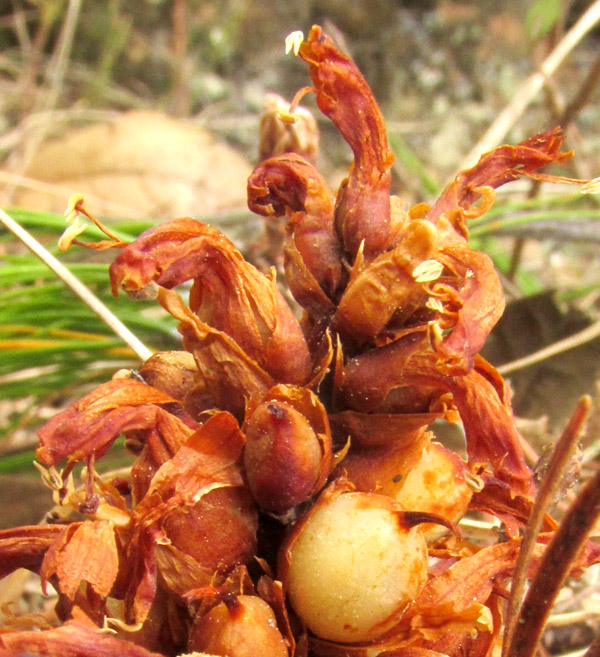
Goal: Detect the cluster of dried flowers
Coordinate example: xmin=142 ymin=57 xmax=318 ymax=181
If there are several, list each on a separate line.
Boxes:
xmin=1 ymin=25 xmax=600 ymax=657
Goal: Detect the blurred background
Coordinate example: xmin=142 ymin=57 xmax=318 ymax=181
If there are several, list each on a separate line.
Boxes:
xmin=1 ymin=0 xmax=600 ymax=537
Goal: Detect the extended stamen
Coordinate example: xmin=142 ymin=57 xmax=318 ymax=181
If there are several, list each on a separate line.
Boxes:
xmin=33 ymin=461 xmax=62 ymax=491
xmin=428 ymin=320 xmax=444 ymax=350
xmin=59 ymin=194 xmax=129 ymax=251
xmin=427 ymin=282 xmax=464 ymax=309
xmin=64 ymin=193 xmax=85 ymax=223
xmin=58 ymin=216 xmax=87 ymax=252
xmin=276 ymin=85 xmax=317 ymax=126
xmin=59 ymin=194 xmax=89 ymax=251
xmin=581 ymin=176 xmax=600 ymax=194
xmin=464 ymin=470 xmax=485 ymax=492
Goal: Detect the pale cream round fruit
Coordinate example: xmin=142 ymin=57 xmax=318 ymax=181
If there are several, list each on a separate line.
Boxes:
xmin=285 ymin=491 xmax=428 ymax=643
xmin=395 ymin=442 xmax=472 ymax=542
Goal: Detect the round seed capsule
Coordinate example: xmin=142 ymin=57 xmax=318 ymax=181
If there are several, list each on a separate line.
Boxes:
xmin=280 ymin=488 xmax=428 ymax=643
xmin=189 ymin=595 xmax=288 ymax=657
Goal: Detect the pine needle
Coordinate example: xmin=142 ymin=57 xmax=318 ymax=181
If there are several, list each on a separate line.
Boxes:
xmin=0 ymin=207 xmax=152 ymax=361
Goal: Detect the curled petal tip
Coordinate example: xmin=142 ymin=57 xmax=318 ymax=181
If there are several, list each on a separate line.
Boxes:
xmin=285 ymin=30 xmax=304 ymax=56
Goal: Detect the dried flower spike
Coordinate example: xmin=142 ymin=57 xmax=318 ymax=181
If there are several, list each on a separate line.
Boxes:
xmin=4 ymin=23 xmax=600 ymax=657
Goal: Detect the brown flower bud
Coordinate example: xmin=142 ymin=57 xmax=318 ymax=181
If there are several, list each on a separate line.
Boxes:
xmin=243 ymin=385 xmax=333 ymax=514
xmin=161 ymin=487 xmax=258 ymax=576
xmin=138 ymin=351 xmax=197 ymax=403
xmin=189 ymin=594 xmax=288 ymax=657
xmin=258 ymin=93 xmax=319 ymax=163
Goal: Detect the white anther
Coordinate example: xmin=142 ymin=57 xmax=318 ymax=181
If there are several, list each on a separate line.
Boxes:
xmin=412 ymin=259 xmax=444 ymax=283
xmin=426 ymin=297 xmax=444 ymax=312
xmin=285 ymin=30 xmax=304 ymax=56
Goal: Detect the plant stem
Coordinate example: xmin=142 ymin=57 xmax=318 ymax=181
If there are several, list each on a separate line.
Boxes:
xmin=507 ymin=454 xmax=600 ymax=657
xmin=503 ymin=396 xmax=591 ymax=657
xmin=460 ymin=0 xmax=600 ymax=170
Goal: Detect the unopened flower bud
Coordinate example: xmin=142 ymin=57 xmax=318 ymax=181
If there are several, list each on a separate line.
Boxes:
xmin=244 ymin=387 xmax=332 ymax=513
xmin=189 ymin=594 xmax=288 ymax=657
xmin=138 ymin=351 xmax=197 ymax=404
xmin=258 ymin=93 xmax=318 ymax=163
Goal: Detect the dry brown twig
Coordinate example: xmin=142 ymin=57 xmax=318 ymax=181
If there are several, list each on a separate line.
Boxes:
xmin=461 ymin=0 xmax=600 ymax=170
xmin=498 ymin=318 xmax=600 ymax=375
xmin=508 ymin=458 xmax=600 ymax=657
xmin=4 ymin=0 xmax=82 ymax=204
xmin=503 ymin=396 xmax=592 ymax=657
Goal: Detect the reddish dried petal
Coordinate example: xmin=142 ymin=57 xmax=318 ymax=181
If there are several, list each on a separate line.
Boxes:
xmin=469 ymin=473 xmax=555 ymax=540
xmin=405 ymin=541 xmax=526 ymax=623
xmin=403 ymin=530 xmax=599 ymax=643
xmin=130 ymin=427 xmax=182 ymax=504
xmin=37 ymin=378 xmax=195 ymax=465
xmin=340 ymin=338 xmax=534 ymax=502
xmin=328 ymin=410 xmax=441 ymax=448
xmin=0 ymin=620 xmax=164 ymax=657
xmin=126 ymin=413 xmax=257 ymax=622
xmin=433 ymin=246 xmax=505 ymax=373
xmin=124 ymin=530 xmax=158 ymax=626
xmin=310 ymin=644 xmax=449 ymax=657
xmin=110 ymin=218 xmax=312 ymax=385
xmin=40 ymin=520 xmax=119 ymax=601
xmin=134 ymin=411 xmax=247 ymax=525
xmin=109 ymin=218 xmax=230 ymax=294
xmin=157 ymin=287 xmax=274 ymax=419
xmin=248 ymin=153 xmax=343 ymax=310
xmin=298 ymin=25 xmax=394 ymax=258
xmin=333 ymin=430 xmax=428 ymax=497
xmin=426 ymin=127 xmax=572 ymax=235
